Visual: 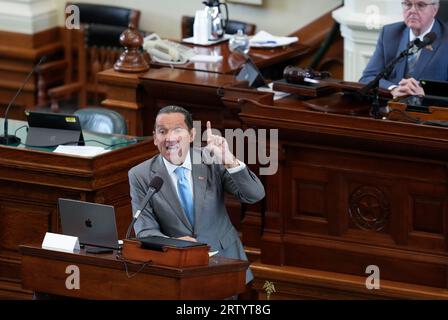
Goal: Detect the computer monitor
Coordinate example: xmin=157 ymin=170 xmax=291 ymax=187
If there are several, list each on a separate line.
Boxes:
xmin=25 ymin=111 xmax=85 ymax=147
xmin=58 ymin=198 xmax=120 ymax=250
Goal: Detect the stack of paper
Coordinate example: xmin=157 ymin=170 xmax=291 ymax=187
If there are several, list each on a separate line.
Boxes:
xmin=209 ymin=251 xmax=219 ymax=257
xmin=53 ymin=145 xmax=110 ymax=157
xmin=249 ymin=30 xmax=298 ymax=48
xmin=257 ymin=83 xmax=291 ymax=101
xmin=190 ymin=55 xmax=223 ymax=63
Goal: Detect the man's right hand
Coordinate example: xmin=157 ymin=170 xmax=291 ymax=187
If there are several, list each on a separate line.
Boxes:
xmin=391 ymin=78 xmax=425 ymax=98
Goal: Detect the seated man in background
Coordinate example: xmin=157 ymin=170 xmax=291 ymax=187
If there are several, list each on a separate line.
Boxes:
xmin=359 ymin=0 xmax=448 ymax=98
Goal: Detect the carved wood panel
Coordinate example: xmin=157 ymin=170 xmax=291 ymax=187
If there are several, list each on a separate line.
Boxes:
xmin=0 ymin=202 xmax=52 ymax=252
xmin=261 ymin=141 xmax=448 ymax=287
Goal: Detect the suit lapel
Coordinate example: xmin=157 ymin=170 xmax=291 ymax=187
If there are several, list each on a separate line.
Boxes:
xmin=191 ymin=149 xmax=208 ymax=233
xmin=413 ymin=20 xmax=442 ymax=80
xmin=152 ymin=155 xmax=193 ymax=231
xmin=394 ymin=29 xmax=409 ymax=80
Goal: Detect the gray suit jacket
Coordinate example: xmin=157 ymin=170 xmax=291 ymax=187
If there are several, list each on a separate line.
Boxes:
xmin=128 ymin=148 xmax=265 ymax=283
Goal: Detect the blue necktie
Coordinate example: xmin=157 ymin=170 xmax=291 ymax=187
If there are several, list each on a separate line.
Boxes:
xmin=174 ymin=167 xmax=194 ymax=226
xmin=406 ymin=52 xmax=418 ymax=78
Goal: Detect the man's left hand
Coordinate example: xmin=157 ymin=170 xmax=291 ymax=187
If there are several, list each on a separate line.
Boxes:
xmin=392 ymin=77 xmax=425 ymax=97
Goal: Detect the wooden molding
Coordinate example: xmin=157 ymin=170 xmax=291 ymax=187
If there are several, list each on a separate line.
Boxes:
xmin=251 ymin=261 xmax=448 ymax=299
xmin=0 ymin=27 xmax=61 ymax=49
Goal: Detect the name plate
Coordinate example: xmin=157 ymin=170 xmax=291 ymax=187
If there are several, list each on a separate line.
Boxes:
xmin=42 ymin=232 xmax=80 ymax=253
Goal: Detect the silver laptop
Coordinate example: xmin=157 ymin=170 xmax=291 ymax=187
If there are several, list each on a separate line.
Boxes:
xmin=58 ymin=198 xmax=120 ymax=250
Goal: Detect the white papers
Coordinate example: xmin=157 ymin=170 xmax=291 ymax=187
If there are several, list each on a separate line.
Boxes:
xmin=250 ymin=30 xmax=298 ymax=48
xmin=209 ymin=250 xmax=219 ymax=257
xmin=53 ymin=145 xmax=110 ymax=157
xmin=257 ymin=82 xmax=291 ymax=101
xmin=190 ymin=55 xmax=223 ymax=63
xmin=182 ymin=34 xmax=231 ymax=46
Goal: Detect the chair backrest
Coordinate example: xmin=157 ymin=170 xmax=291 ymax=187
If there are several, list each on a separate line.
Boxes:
xmin=225 ymin=20 xmax=256 ymax=36
xmin=68 ymin=2 xmax=140 ymax=49
xmin=74 ymin=107 xmax=128 ymax=135
xmin=181 ymin=15 xmax=256 ymax=39
xmin=70 ymin=2 xmax=140 ymax=27
xmin=437 ymin=5 xmax=448 ymax=23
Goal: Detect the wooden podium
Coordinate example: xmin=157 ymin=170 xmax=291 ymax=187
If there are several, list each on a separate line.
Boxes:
xmin=121 ymin=239 xmax=210 ymax=268
xmin=20 ymin=245 xmax=248 ymax=300
xmin=233 ymin=92 xmax=448 ymax=299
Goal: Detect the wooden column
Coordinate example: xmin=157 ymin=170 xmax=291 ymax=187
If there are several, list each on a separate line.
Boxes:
xmin=0 ymin=0 xmax=63 ymax=118
xmin=97 ymin=69 xmax=147 ymax=136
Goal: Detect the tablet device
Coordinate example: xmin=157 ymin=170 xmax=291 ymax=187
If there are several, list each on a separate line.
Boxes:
xmin=25 ymin=111 xmax=85 ymax=147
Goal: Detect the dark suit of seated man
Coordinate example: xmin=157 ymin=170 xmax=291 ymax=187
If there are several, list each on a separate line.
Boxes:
xmin=128 ymin=105 xmax=265 ymax=283
xmin=360 ymin=0 xmax=448 ymax=98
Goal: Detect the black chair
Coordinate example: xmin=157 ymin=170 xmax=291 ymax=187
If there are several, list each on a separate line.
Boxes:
xmin=72 ymin=2 xmax=140 ymax=27
xmin=74 ymin=107 xmax=128 ymax=135
xmin=181 ymin=15 xmax=256 ymax=39
xmin=437 ymin=4 xmax=448 ymax=23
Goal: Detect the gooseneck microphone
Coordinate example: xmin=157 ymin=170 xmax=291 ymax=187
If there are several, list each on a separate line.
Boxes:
xmin=0 ymin=56 xmax=46 ymax=145
xmin=408 ymin=32 xmax=436 ymax=55
xmin=357 ymin=32 xmax=436 ymax=118
xmin=423 ymin=31 xmax=437 ymax=46
xmin=125 ymin=176 xmax=164 ymax=240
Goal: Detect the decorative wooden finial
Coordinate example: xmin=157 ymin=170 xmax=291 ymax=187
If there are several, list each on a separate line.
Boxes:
xmin=114 ymin=23 xmax=149 ymax=73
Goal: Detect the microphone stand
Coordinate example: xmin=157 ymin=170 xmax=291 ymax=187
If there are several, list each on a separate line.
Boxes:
xmin=0 ymin=56 xmax=46 ymax=145
xmin=358 ymin=42 xmax=417 ymax=119
xmin=125 ymin=177 xmax=163 ymax=240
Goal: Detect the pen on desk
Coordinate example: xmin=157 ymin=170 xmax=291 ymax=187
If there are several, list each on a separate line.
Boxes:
xmin=251 ymin=40 xmax=277 ymax=45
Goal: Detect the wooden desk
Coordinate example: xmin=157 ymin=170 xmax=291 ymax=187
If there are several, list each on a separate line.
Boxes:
xmin=98 ymin=41 xmax=309 ymax=136
xmin=20 ymin=245 xmax=248 ymax=300
xmin=236 ymin=94 xmax=448 ymax=296
xmin=150 ymin=41 xmax=309 ymax=75
xmin=0 ymin=119 xmax=158 ymax=298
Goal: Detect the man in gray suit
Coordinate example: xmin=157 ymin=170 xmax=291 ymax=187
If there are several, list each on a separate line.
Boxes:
xmin=128 ymin=105 xmax=265 ymax=283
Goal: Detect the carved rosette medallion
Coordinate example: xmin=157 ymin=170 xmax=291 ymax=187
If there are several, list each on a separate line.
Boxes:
xmin=349 ymin=186 xmax=390 ymax=231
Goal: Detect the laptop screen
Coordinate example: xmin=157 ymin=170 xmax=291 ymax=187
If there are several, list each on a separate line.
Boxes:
xmin=420 ymin=79 xmax=448 ymax=97
xmin=58 ymin=198 xmax=120 ymax=249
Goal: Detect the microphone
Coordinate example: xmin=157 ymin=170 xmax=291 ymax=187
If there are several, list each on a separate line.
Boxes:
xmin=0 ymin=56 xmax=46 ymax=145
xmin=125 ymin=176 xmax=164 ymax=240
xmin=420 ymin=31 xmax=436 ymax=47
xmin=408 ymin=32 xmax=436 ymax=54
